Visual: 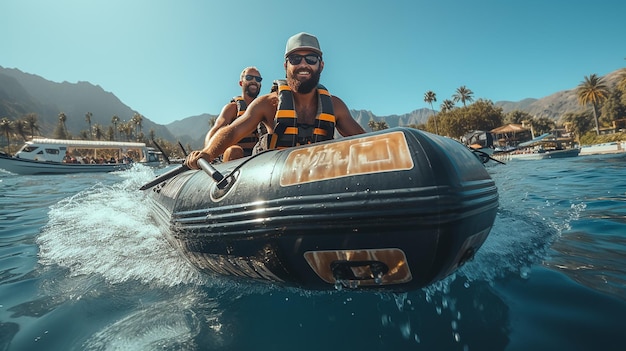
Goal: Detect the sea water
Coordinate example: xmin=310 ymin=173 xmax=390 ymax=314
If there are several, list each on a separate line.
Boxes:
xmin=1 ymin=154 xmax=625 ymax=351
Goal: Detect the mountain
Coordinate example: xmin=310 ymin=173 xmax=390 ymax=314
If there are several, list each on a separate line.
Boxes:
xmin=166 ymin=113 xmax=217 ymax=146
xmin=495 ymin=69 xmax=624 ymax=119
xmin=0 ymin=66 xmax=175 ymax=141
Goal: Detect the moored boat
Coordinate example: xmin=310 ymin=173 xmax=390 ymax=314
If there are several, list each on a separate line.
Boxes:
xmin=579 ymin=141 xmax=626 ymax=156
xmin=492 ymin=133 xmax=580 ymax=162
xmin=144 ymin=127 xmax=499 ymax=291
xmin=0 ymin=138 xmax=163 ymax=175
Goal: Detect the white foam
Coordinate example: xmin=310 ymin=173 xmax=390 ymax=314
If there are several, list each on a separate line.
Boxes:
xmin=37 ymin=165 xmax=206 ymax=287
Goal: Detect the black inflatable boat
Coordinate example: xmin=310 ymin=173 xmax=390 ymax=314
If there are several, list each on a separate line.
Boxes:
xmin=145 ymin=127 xmax=499 ymax=291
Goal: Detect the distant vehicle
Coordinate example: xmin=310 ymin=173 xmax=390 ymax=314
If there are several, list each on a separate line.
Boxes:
xmin=492 ymin=133 xmax=580 ymax=161
xmin=0 ymin=138 xmax=163 ymax=175
xmin=579 ymin=141 xmax=626 ymax=156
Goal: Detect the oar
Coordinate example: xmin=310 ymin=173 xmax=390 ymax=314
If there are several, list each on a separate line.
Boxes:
xmin=151 ymin=139 xmax=171 ymax=164
xmin=139 ymin=164 xmax=188 ymax=190
xmin=471 ymin=148 xmax=506 ymax=165
xmin=139 ymin=158 xmax=225 ymax=191
xmin=178 ymin=141 xmax=188 ymax=157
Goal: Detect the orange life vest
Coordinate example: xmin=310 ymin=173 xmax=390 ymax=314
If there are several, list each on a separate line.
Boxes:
xmin=268 ymin=80 xmax=335 ymax=149
xmin=230 ymin=96 xmax=259 ymax=153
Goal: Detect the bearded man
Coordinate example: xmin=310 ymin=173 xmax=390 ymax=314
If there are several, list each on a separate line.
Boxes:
xmin=204 ymin=66 xmax=263 ymax=161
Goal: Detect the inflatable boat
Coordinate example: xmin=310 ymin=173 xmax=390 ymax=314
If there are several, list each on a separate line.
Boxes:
xmin=144 ymin=127 xmax=499 ymax=291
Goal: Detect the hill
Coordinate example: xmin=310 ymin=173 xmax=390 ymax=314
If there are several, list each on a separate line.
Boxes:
xmin=495 ymin=69 xmax=625 ymax=119
xmin=166 ymin=113 xmax=217 ymax=146
xmin=0 ymin=66 xmax=175 ymax=141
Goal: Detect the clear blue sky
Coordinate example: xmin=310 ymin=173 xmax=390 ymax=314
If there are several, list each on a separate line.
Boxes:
xmin=1 ymin=0 xmax=624 ymax=125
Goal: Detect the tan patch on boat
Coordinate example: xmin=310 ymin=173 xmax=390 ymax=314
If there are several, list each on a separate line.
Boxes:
xmin=280 ymin=131 xmax=414 ymax=186
xmin=303 ymin=248 xmax=412 ymax=286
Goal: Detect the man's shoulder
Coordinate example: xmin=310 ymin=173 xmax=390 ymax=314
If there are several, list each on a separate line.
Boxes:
xmin=218 ymin=101 xmax=239 ymax=118
xmin=253 ymin=93 xmax=279 ymax=105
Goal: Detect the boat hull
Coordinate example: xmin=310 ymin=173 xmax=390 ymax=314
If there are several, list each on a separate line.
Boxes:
xmin=147 ymin=128 xmax=499 ymax=291
xmin=579 ymin=142 xmax=626 ymax=156
xmin=493 ymin=147 xmax=580 ymax=161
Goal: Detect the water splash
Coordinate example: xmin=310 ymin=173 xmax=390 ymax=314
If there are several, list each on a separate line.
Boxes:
xmin=37 ymin=165 xmax=205 ymax=287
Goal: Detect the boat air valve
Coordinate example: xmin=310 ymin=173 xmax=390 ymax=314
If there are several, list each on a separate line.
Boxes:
xmin=330 ymin=260 xmax=389 ymax=284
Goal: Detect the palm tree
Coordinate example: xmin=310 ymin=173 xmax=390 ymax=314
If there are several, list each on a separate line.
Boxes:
xmin=14 ymin=120 xmax=28 ymax=141
xmin=106 ymin=126 xmax=115 ymax=141
xmin=440 ymin=99 xmax=455 ymax=113
xmin=23 ymin=113 xmax=40 ymax=138
xmin=58 ymin=112 xmax=68 ymax=136
xmin=576 ymin=74 xmax=609 ymax=135
xmin=452 ymin=86 xmax=474 ymax=107
xmin=424 ymin=91 xmax=438 ymax=134
xmin=367 ymin=120 xmax=377 ymax=132
xmin=131 ymin=113 xmax=143 ymax=141
xmin=111 ymin=115 xmax=120 ymax=140
xmin=0 ymin=117 xmax=14 ymax=153
xmin=119 ymin=122 xmax=133 ymax=141
xmin=93 ymin=124 xmax=103 ymax=140
xmin=85 ymin=112 xmax=93 ymax=139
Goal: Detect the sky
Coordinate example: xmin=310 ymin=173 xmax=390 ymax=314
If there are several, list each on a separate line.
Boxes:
xmin=1 ymin=0 xmax=624 ymax=125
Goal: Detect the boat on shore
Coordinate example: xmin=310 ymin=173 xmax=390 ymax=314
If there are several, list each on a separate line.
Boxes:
xmin=0 ymin=138 xmax=163 ymax=175
xmin=492 ymin=133 xmax=580 ymax=162
xmin=144 ymin=127 xmax=499 ymax=291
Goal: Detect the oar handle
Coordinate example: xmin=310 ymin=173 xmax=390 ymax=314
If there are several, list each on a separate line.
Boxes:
xmin=198 ymin=158 xmax=224 ymax=183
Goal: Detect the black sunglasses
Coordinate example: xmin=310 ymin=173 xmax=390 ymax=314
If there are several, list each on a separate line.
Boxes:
xmin=244 ymin=75 xmax=262 ymax=83
xmin=286 ymin=54 xmax=320 ymax=65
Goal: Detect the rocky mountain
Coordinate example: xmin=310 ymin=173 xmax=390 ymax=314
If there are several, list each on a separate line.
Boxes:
xmin=1 ymin=65 xmax=623 ymax=149
xmin=0 ymin=66 xmax=175 ymax=141
xmin=495 ymin=69 xmax=624 ymax=119
xmin=166 ymin=113 xmax=216 ymax=145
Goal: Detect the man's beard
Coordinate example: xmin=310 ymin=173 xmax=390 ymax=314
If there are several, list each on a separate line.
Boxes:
xmin=287 ymin=69 xmax=321 ymax=94
xmin=245 ymin=85 xmax=260 ymax=98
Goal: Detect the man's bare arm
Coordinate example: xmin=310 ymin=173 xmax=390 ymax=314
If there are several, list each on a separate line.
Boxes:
xmin=332 ymin=96 xmax=366 ymax=136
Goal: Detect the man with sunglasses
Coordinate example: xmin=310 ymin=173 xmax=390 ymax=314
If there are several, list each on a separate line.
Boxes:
xmin=204 ymin=66 xmax=264 ymax=161
xmin=186 ymin=32 xmax=365 ymax=169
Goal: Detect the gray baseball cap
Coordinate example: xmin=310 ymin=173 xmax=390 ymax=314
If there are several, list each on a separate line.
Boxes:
xmin=285 ymin=32 xmax=323 ymax=58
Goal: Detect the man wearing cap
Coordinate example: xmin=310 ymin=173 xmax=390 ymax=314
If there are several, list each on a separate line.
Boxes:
xmin=204 ymin=66 xmax=264 ymax=161
xmin=185 ymin=32 xmax=365 ymax=169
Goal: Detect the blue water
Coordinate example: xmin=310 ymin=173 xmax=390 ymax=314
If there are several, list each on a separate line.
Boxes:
xmin=1 ymin=154 xmax=625 ymax=351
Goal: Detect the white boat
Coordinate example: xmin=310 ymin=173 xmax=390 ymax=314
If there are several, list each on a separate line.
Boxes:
xmin=492 ymin=133 xmax=580 ymax=162
xmin=0 ymin=138 xmax=163 ymax=175
xmin=579 ymin=141 xmax=626 ymax=156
